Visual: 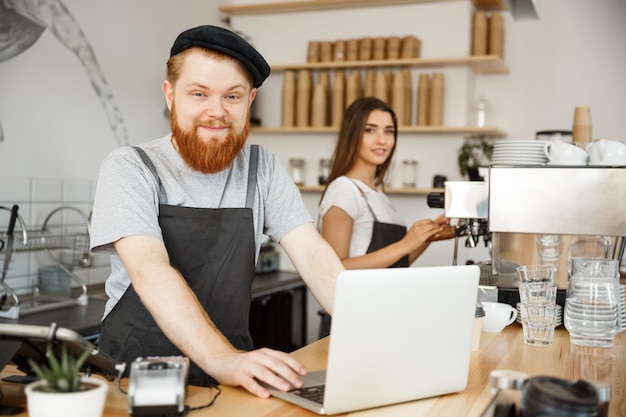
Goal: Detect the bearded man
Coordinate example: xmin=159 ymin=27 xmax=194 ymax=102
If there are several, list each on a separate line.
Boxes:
xmin=90 ymin=25 xmax=343 ymax=397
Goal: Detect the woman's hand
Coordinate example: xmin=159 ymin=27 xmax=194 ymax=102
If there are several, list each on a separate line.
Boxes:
xmin=428 ymin=214 xmax=456 ymax=241
xmin=403 ymin=218 xmax=442 ymax=251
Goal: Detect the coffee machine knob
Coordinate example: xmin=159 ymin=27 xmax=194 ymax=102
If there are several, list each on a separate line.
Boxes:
xmin=427 ymin=192 xmax=445 ymax=209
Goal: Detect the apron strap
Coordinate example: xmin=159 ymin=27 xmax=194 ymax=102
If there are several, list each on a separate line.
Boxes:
xmin=133 ymin=144 xmax=258 ymax=208
xmin=133 ymin=146 xmax=168 ymax=205
xmin=349 ymin=179 xmax=380 ymax=222
xmin=245 ymin=145 xmax=259 ymax=209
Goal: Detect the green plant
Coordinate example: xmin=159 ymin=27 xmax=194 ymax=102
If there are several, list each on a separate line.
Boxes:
xmin=457 ymin=136 xmax=494 ymax=177
xmin=28 ymin=344 xmax=93 ymax=393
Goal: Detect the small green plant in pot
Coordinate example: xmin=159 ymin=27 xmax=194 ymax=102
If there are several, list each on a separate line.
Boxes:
xmin=28 ymin=344 xmax=92 ymax=392
xmin=457 ymin=136 xmax=494 ymax=181
xmin=25 ymin=344 xmax=108 ymax=417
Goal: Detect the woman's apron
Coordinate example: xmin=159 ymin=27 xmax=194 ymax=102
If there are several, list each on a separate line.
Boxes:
xmin=353 ymin=180 xmax=409 ymax=268
xmin=99 ymin=145 xmax=259 ymax=387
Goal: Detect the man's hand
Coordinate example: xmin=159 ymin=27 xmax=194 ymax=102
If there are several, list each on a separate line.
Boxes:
xmin=210 ymin=348 xmax=308 ymax=398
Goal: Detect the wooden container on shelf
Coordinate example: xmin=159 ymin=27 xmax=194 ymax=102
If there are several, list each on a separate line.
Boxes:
xmin=392 ymin=70 xmax=412 ymax=126
xmin=364 ymin=69 xmax=376 ymax=97
xmin=416 ymin=73 xmax=430 ymax=126
xmin=402 ymin=69 xmax=412 ymax=125
xmin=374 ymin=70 xmax=390 ymax=104
xmin=346 ymin=70 xmax=362 ymax=108
xmin=387 ymin=36 xmax=401 ymax=60
xmin=401 ymin=35 xmax=421 ymax=59
xmin=307 ymin=41 xmax=320 ymax=63
xmin=333 ymin=40 xmax=346 ymax=61
xmin=346 ymin=39 xmax=359 ymax=61
xmin=429 ymin=72 xmax=445 ymax=126
xmin=488 ymin=13 xmax=504 ymax=59
xmin=320 ymin=41 xmax=333 ymax=62
xmin=296 ymin=69 xmax=312 ymax=127
xmin=281 ymin=70 xmax=296 ymax=127
xmin=472 ymin=11 xmax=488 ymax=55
xmin=311 ymin=82 xmax=328 ymax=127
xmin=331 ymin=70 xmax=345 ymax=127
xmin=319 ymin=71 xmax=330 ymax=121
xmin=359 ymin=37 xmax=373 ymax=60
xmin=373 ymin=37 xmax=386 ymax=60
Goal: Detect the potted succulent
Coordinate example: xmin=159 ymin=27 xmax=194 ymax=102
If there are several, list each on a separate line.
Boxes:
xmin=457 ymin=136 xmax=494 ymax=181
xmin=24 ymin=344 xmax=108 ymax=417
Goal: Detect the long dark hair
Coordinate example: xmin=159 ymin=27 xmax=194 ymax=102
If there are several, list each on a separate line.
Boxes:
xmin=320 ymin=97 xmax=398 ymax=203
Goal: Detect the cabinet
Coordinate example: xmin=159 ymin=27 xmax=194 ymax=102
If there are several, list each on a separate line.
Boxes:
xmin=249 ymin=271 xmax=307 ymax=350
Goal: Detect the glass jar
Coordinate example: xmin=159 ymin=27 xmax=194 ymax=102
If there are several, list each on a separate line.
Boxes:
xmin=318 ymin=159 xmax=330 ymax=185
xmin=289 ymin=158 xmax=306 ymax=185
xmin=401 ymin=159 xmax=417 ymax=187
xmin=564 ymin=267 xmax=619 ymax=348
xmin=470 ymin=95 xmax=491 ymax=127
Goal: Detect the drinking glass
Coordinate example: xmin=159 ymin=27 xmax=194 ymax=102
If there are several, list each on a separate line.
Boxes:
xmin=516 ymin=264 xmax=554 ymax=283
xmin=536 ymin=234 xmax=563 ymax=272
xmin=519 ymin=282 xmax=558 ymax=305
xmin=564 ymin=274 xmax=619 ymax=347
xmin=520 ymin=303 xmax=559 ymax=346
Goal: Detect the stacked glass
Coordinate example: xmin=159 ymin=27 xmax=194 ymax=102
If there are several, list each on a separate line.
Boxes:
xmin=517 ymin=265 xmax=559 ymax=346
xmin=564 ymin=258 xmax=620 ymax=348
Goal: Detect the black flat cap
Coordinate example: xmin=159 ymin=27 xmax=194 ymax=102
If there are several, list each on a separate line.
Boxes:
xmin=170 ymin=25 xmax=270 ymax=88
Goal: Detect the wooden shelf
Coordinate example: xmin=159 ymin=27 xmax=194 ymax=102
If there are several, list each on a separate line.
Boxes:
xmin=252 ymin=125 xmax=507 ymax=136
xmin=270 ymin=55 xmax=508 ymax=75
xmin=219 ymin=0 xmax=508 ymax=16
xmin=298 ymin=185 xmax=443 ymax=195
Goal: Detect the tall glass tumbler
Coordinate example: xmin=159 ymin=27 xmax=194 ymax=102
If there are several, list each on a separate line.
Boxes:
xmin=520 ymin=303 xmax=559 ymax=346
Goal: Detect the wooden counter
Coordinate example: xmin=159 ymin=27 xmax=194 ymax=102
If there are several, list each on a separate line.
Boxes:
xmin=2 ymin=324 xmax=624 ymax=416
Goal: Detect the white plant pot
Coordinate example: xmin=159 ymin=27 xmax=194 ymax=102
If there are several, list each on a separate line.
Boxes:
xmin=24 ymin=377 xmax=108 ymax=417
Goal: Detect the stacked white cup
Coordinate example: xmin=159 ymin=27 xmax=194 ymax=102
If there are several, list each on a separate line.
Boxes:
xmin=586 ymin=139 xmax=626 ymax=166
xmin=544 ymin=141 xmax=589 ymax=166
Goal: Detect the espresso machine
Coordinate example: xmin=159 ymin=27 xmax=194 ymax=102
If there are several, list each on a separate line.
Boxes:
xmin=429 ymin=166 xmax=626 ymax=307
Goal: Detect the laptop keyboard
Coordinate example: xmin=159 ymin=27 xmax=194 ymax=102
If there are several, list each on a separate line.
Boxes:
xmin=291 ymin=384 xmax=325 ymax=404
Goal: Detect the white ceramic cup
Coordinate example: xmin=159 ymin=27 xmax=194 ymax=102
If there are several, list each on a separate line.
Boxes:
xmin=481 ymin=302 xmax=518 ymax=333
xmin=586 ymin=139 xmax=626 ymax=165
xmin=544 ymin=141 xmax=588 ymax=165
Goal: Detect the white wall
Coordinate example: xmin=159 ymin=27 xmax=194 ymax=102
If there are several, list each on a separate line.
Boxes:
xmin=0 ymin=0 xmax=222 ymax=180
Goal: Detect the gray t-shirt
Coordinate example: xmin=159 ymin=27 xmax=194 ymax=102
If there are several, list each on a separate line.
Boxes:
xmin=90 ymin=134 xmax=312 ymax=318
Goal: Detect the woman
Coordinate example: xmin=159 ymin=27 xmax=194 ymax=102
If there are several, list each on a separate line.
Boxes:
xmin=319 ymin=97 xmax=454 ymax=271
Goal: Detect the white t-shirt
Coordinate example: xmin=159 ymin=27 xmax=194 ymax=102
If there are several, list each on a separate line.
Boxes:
xmin=90 ymin=135 xmax=312 ymax=318
xmin=318 ymin=176 xmax=405 ymax=258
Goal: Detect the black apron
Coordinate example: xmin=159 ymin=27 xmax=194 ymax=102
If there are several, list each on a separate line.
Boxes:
xmin=99 ymin=145 xmax=259 ymax=387
xmin=353 ymin=180 xmax=409 ymax=268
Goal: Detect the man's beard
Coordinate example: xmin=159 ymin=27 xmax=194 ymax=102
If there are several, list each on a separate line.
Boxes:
xmin=170 ymin=103 xmax=250 ymax=174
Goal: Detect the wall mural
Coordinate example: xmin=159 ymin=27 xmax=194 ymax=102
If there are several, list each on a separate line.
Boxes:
xmin=0 ymin=0 xmax=129 ymax=146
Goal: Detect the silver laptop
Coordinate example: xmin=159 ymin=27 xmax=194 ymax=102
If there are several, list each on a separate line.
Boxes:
xmin=266 ymin=264 xmax=480 ymax=415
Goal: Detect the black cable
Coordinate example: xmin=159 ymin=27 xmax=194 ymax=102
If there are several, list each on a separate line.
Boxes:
xmin=182 ymin=385 xmax=222 ymax=415
xmin=114 ymin=369 xmax=221 ymax=416
xmin=116 ymin=367 xmax=127 ymax=394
